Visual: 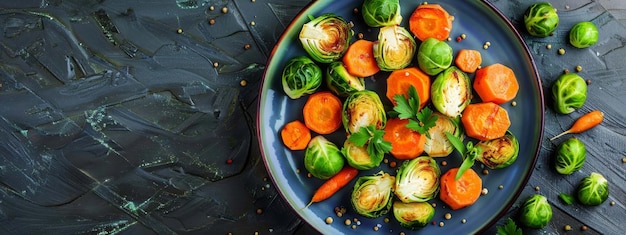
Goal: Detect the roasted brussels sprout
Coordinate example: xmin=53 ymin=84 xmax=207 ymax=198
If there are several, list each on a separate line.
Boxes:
xmin=342 ymin=90 xmax=387 ymax=134
xmin=351 ymin=171 xmax=395 ymax=218
xmin=552 ymin=73 xmax=587 ymax=114
xmin=475 ymin=130 xmax=519 ymax=169
xmin=431 ymin=66 xmax=471 ymax=117
xmin=577 ymin=172 xmax=609 ymax=206
xmin=299 ymin=13 xmax=353 ymax=63
xmin=342 ymin=138 xmax=383 ymax=170
xmin=281 ymin=56 xmax=322 ymax=99
xmin=361 ymin=0 xmax=402 ymax=27
xmin=554 ymin=138 xmax=586 ymax=175
xmin=392 ymin=201 xmax=434 ymax=230
xmin=373 ymin=25 xmax=417 ymax=71
xmin=424 ymin=112 xmax=462 ymax=157
xmin=416 ymin=37 xmax=453 ymax=75
xmin=394 ymin=156 xmax=440 ymax=203
xmin=523 ymin=2 xmax=559 ymax=37
xmin=519 ymin=194 xmax=553 ymax=229
xmin=304 ymin=135 xmax=345 ymax=180
xmin=326 ymin=61 xmax=366 ymax=97
xmin=569 ymin=21 xmax=599 ymax=48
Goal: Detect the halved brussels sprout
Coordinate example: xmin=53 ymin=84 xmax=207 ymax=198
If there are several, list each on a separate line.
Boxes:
xmin=361 ymin=0 xmax=402 ymax=27
xmin=431 ymin=66 xmax=471 ymax=117
xmin=342 ymin=138 xmax=383 ymax=170
xmin=304 ymin=135 xmax=345 ymax=180
xmin=424 ymin=112 xmax=462 ymax=157
xmin=577 ymin=172 xmax=609 ymax=206
xmin=392 ymin=201 xmax=434 ymax=230
xmin=416 ymin=37 xmax=453 ymax=75
xmin=524 ymin=2 xmax=559 ymax=37
xmin=552 ymin=73 xmax=587 ymax=114
xmin=342 ymin=90 xmax=387 ymax=134
xmin=554 ymin=137 xmax=586 ymax=175
xmin=569 ymin=21 xmax=599 ymax=48
xmin=326 ymin=61 xmax=366 ymax=97
xmin=281 ymin=56 xmax=322 ymax=99
xmin=351 ymin=171 xmax=395 ymax=218
xmin=519 ymin=194 xmax=552 ymax=229
xmin=475 ymin=130 xmax=519 ymax=169
xmin=299 ymin=13 xmax=353 ymax=63
xmin=373 ymin=25 xmax=417 ymax=71
xmin=394 ymin=156 xmax=440 ymax=203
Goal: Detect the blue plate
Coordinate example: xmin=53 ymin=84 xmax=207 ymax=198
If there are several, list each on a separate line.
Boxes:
xmin=258 ymin=0 xmax=544 ymax=233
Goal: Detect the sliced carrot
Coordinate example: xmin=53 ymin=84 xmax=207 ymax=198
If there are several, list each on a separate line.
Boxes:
xmin=409 ymin=4 xmax=455 ymax=42
xmin=439 ymin=168 xmax=482 ymax=210
xmin=280 ymin=120 xmax=311 ymax=150
xmin=382 ymin=118 xmax=426 ymax=160
xmin=455 ymin=49 xmax=482 ymax=73
xmin=303 ymin=91 xmax=343 ymax=134
xmin=306 ymin=166 xmax=359 ymax=208
xmin=342 ymin=39 xmax=380 ymax=77
xmin=550 ymin=110 xmax=604 ymax=140
xmin=473 ymin=63 xmax=519 ymax=104
xmin=385 ymin=67 xmax=431 ymax=109
xmin=461 ymin=102 xmax=511 ymax=141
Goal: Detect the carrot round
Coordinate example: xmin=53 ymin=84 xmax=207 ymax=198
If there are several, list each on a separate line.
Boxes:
xmin=385 ymin=67 xmax=431 ymax=109
xmin=382 ymin=118 xmax=427 ymax=160
xmin=439 ymin=168 xmax=482 ymax=210
xmin=280 ymin=120 xmax=311 ymax=150
xmin=303 ymin=91 xmax=343 ymax=134
xmin=461 ymin=102 xmax=511 ymax=141
xmin=473 ymin=63 xmax=519 ymax=104
xmin=306 ymin=166 xmax=359 ymax=207
xmin=409 ymin=4 xmax=455 ymax=42
xmin=342 ymin=39 xmax=380 ymax=77
xmin=455 ymin=49 xmax=482 ymax=73
xmin=550 ymin=110 xmax=604 ymax=141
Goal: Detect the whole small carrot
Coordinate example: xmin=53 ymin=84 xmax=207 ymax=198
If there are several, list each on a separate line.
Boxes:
xmin=550 ymin=110 xmax=604 ymax=141
xmin=304 ymin=166 xmax=359 ymax=208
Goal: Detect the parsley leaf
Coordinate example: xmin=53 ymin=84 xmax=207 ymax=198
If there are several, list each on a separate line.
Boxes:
xmin=496 ymin=218 xmax=522 ymax=235
xmin=348 ymin=125 xmax=391 ymax=158
xmin=392 ymin=85 xmax=438 ymax=138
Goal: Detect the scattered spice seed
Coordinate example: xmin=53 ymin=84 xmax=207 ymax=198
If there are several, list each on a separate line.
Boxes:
xmin=456 ymin=36 xmax=462 ymax=42
xmin=483 ymin=44 xmax=489 ymax=49
xmin=581 ymin=225 xmax=588 ymax=231
xmin=213 ymin=62 xmax=219 ymax=68
xmin=222 ymin=7 xmax=228 ymax=14
xmin=244 ymin=44 xmax=251 ymax=50
xmin=373 ymin=226 xmax=379 ymax=231
xmin=337 ymin=211 xmax=343 ymax=217
xmin=251 ymin=0 xmax=256 ymax=2
xmin=546 ymin=44 xmax=552 ymax=49
xmin=441 ymin=161 xmax=447 ymax=166
xmin=481 ymin=188 xmax=489 ymax=195
xmin=256 ymin=208 xmax=263 ymax=214
xmin=586 ymin=79 xmax=592 ymax=85
xmin=400 ymin=232 xmax=406 ymax=235
xmin=461 ymin=33 xmax=467 ymax=39
xmin=558 ymin=48 xmax=566 ymax=55
xmin=439 ymin=221 xmax=445 ymax=227
xmin=325 ymin=217 xmax=333 ymax=224
xmin=498 ymin=185 xmax=504 ymax=189
xmin=176 ymin=28 xmax=183 ymax=34
xmin=345 ymin=219 xmax=351 ymax=226
xmin=307 ymin=173 xmax=312 ymax=178
xmin=352 ymin=224 xmax=357 ymax=229
xmin=250 ymin=21 xmax=256 ymax=26
xmin=226 ymin=159 xmax=233 ymax=164
xmin=575 ymin=65 xmax=583 ymax=72
xmin=610 ymin=201 xmax=615 ymax=206
xmin=209 ymin=6 xmax=214 ymax=11
xmin=209 ymin=19 xmax=215 ymax=25
xmin=431 ymin=202 xmax=437 ymax=208
xmin=358 ymin=32 xmax=364 ymax=39
xmin=296 ymin=168 xmax=300 ymax=173
xmin=389 ymin=161 xmax=397 ymax=168
xmin=563 ymin=68 xmax=570 ymax=74
xmin=564 ymin=225 xmax=572 ymax=231
xmin=511 ymin=101 xmax=517 ymax=107
xmin=384 ymin=217 xmax=390 ymax=223
xmin=444 ymin=213 xmax=452 ymax=220
xmin=535 ymin=186 xmax=541 ymax=191
xmin=622 ymin=157 xmax=626 ymax=163
xmin=447 ymin=37 xmax=452 ymax=42
xmin=254 ymin=232 xmax=259 ymax=235
xmin=461 ymin=218 xmax=467 ymax=224
xmin=240 ymin=79 xmax=247 ymax=86
xmin=384 ymin=158 xmax=389 ymax=164
xmin=353 ymin=8 xmax=359 ymax=14
xmin=482 ymin=169 xmax=489 ymax=175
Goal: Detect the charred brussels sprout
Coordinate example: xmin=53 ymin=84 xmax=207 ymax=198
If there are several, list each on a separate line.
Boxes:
xmin=304 ymin=135 xmax=345 ymax=180
xmin=342 ymin=138 xmax=383 ymax=170
xmin=424 ymin=112 xmax=462 ymax=157
xmin=431 ymin=66 xmax=471 ymax=117
xmin=342 ymin=90 xmax=387 ymax=134
xmin=392 ymin=201 xmax=434 ymax=230
xmin=524 ymin=2 xmax=559 ymax=37
xmin=281 ymin=56 xmax=322 ymax=99
xmin=519 ymin=194 xmax=553 ymax=229
xmin=326 ymin=61 xmax=365 ymax=97
xmin=475 ymin=130 xmax=519 ymax=169
xmin=554 ymin=138 xmax=586 ymax=175
xmin=416 ymin=37 xmax=453 ymax=75
xmin=351 ymin=171 xmax=395 ymax=218
xmin=552 ymin=73 xmax=587 ymax=114
xmin=394 ymin=156 xmax=440 ymax=203
xmin=569 ymin=21 xmax=599 ymax=48
xmin=373 ymin=25 xmax=417 ymax=71
xmin=299 ymin=13 xmax=353 ymax=63
xmin=361 ymin=0 xmax=402 ymax=27
xmin=577 ymin=172 xmax=609 ymax=206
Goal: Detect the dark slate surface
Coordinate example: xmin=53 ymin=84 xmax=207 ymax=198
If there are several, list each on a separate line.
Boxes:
xmin=0 ymin=0 xmax=623 ymax=234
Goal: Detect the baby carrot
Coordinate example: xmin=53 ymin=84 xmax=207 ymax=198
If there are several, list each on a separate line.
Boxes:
xmin=305 ymin=166 xmax=359 ymax=208
xmin=550 ymin=110 xmax=604 ymax=141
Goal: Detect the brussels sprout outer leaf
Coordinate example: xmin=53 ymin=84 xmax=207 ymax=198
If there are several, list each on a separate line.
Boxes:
xmin=394 ymin=156 xmax=441 ymax=203
xmin=552 ymin=73 xmax=587 ymax=114
xmin=299 ymin=13 xmax=353 ymax=63
xmin=342 ymin=90 xmax=387 ymax=134
xmin=392 ymin=201 xmax=435 ymax=230
xmin=475 ymin=130 xmax=520 ymax=169
xmin=431 ymin=66 xmax=471 ymax=117
xmin=577 ymin=172 xmax=609 ymax=206
xmin=554 ymin=138 xmax=586 ymax=175
xmin=519 ymin=194 xmax=552 ymax=229
xmin=326 ymin=61 xmax=366 ymax=97
xmin=281 ymin=56 xmax=322 ymax=99
xmin=417 ymin=37 xmax=453 ymax=75
xmin=569 ymin=21 xmax=599 ymax=48
xmin=523 ymin=2 xmax=559 ymax=37
xmin=351 ymin=172 xmax=395 ymax=218
xmin=361 ymin=0 xmax=403 ymax=27
xmin=304 ymin=136 xmax=345 ymax=180
xmin=558 ymin=193 xmax=575 ymax=205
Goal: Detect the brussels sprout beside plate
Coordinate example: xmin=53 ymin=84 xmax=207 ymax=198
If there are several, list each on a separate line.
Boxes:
xmin=258 ymin=0 xmax=543 ymax=234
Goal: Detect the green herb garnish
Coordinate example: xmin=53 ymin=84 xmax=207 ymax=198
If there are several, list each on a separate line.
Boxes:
xmin=496 ymin=218 xmax=522 ymax=235
xmin=392 ymin=85 xmax=438 ymax=138
xmin=446 ymin=131 xmax=481 ymax=180
xmin=348 ymin=125 xmax=392 ymax=158
xmin=558 ymin=193 xmax=575 ymax=205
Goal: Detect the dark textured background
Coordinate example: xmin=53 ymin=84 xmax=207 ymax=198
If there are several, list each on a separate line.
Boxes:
xmin=0 ymin=0 xmax=623 ymax=234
